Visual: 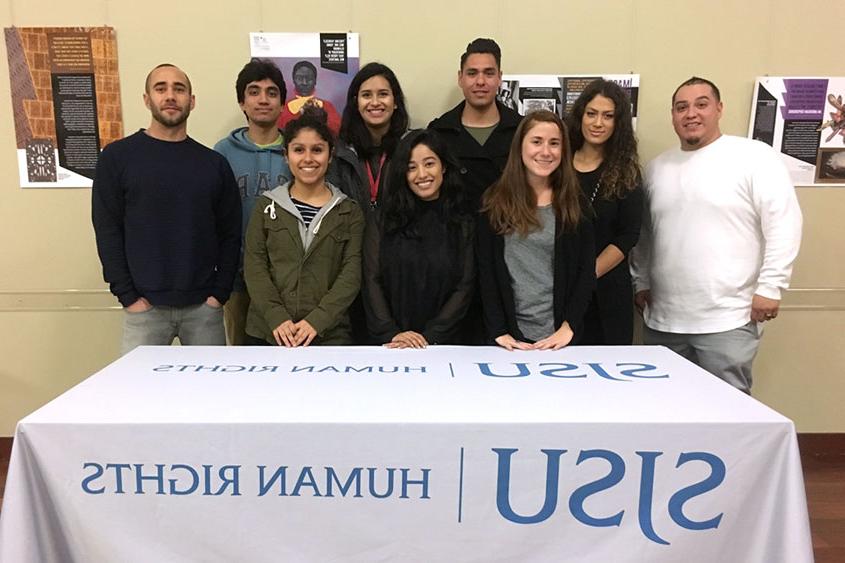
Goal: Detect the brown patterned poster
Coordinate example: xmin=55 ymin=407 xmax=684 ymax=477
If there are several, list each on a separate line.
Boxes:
xmin=4 ymin=26 xmax=122 ymax=188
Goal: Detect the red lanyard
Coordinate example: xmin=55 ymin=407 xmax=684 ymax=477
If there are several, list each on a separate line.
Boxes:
xmin=365 ymin=153 xmax=387 ymax=203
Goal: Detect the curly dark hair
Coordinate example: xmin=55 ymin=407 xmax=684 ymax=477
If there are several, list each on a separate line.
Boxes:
xmin=339 ymin=62 xmax=409 ymax=159
xmin=282 ymin=105 xmax=335 ymax=154
xmin=380 ymin=129 xmax=468 ymax=236
xmin=567 ymin=79 xmax=642 ymax=200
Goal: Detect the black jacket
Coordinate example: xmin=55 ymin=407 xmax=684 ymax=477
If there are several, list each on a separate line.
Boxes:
xmin=477 ymin=211 xmax=596 ymax=343
xmin=327 ymin=141 xmax=378 ymax=214
xmin=428 ymin=101 xmax=522 ymax=210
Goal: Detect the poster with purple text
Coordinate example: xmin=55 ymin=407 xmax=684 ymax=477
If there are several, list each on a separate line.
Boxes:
xmin=749 ymin=77 xmax=845 ymax=186
xmin=249 ymin=32 xmax=359 ymax=138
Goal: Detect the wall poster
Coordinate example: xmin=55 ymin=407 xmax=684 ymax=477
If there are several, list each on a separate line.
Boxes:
xmin=749 ymin=76 xmax=845 ymax=186
xmin=499 ymin=74 xmax=640 ymax=128
xmin=249 ymin=32 xmax=359 ymax=137
xmin=4 ymin=26 xmax=122 ymax=188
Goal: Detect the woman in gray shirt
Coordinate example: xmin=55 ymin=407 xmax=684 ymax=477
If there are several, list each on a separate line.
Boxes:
xmin=478 ymin=110 xmax=595 ymax=350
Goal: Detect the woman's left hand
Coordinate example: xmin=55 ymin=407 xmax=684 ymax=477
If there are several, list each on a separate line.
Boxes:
xmin=291 ymin=320 xmax=318 ymax=347
xmin=533 ymin=322 xmax=574 ymax=350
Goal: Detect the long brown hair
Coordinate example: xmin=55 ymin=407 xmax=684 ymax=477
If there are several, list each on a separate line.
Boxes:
xmin=482 ymin=110 xmax=582 ymax=235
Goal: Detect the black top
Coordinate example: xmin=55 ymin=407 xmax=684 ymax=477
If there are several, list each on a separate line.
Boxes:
xmin=576 ymin=165 xmax=643 ymax=260
xmin=476 ymin=210 xmax=596 ymax=343
xmin=92 ymin=130 xmax=241 ymax=307
xmin=363 ymin=201 xmax=476 ymax=344
xmin=576 ymin=165 xmax=643 ymax=344
xmin=428 ymin=101 xmax=523 ymax=211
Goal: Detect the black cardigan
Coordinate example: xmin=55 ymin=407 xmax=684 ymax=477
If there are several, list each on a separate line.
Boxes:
xmin=477 ymin=211 xmax=596 ymax=343
xmin=577 ymin=166 xmax=643 ymax=344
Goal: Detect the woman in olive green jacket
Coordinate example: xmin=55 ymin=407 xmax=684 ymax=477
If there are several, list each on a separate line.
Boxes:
xmin=244 ymin=109 xmax=364 ymax=346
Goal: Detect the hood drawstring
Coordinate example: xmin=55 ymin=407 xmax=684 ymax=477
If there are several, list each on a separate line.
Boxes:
xmin=263 ymin=201 xmax=277 ymax=220
xmin=312 ymin=197 xmax=342 ymax=234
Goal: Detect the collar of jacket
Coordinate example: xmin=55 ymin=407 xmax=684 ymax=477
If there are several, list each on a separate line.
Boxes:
xmin=430 ymin=100 xmax=522 ymax=133
xmin=260 ymin=180 xmax=349 ymax=250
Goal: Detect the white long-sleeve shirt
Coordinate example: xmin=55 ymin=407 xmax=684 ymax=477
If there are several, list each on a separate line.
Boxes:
xmin=630 ymin=135 xmax=803 ymax=334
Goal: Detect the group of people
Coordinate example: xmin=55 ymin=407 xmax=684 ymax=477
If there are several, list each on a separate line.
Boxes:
xmin=91 ymin=38 xmax=802 ymax=393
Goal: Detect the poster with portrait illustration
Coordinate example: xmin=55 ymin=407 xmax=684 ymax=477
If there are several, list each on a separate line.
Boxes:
xmin=748 ymin=76 xmax=845 ymax=186
xmin=249 ymin=33 xmax=359 ymax=137
xmin=4 ymin=26 xmax=123 ymax=188
xmin=498 ymin=74 xmax=640 ymax=128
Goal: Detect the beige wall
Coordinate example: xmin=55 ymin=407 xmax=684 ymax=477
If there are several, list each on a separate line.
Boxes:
xmin=1 ymin=0 xmax=843 ymax=435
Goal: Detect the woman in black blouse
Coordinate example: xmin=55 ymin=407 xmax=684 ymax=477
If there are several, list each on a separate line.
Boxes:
xmin=568 ymin=79 xmax=643 ymax=345
xmin=362 ymin=130 xmax=475 ymax=348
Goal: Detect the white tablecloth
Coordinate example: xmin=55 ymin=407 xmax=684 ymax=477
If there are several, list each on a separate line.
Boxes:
xmin=0 ymin=345 xmax=813 ymax=562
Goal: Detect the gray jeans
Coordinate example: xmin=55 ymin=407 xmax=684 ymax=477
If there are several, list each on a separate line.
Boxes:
xmin=122 ymin=302 xmax=225 ymax=355
xmin=643 ymin=321 xmax=761 ymax=394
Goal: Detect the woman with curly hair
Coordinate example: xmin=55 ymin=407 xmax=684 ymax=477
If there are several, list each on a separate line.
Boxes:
xmin=568 ymin=79 xmax=643 ymax=345
xmin=478 ymin=110 xmax=595 ymax=350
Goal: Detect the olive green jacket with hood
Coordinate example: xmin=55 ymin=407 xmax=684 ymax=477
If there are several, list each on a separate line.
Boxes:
xmin=244 ymin=181 xmax=364 ymax=344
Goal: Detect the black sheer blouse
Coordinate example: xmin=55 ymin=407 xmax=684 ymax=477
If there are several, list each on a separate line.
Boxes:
xmin=362 ymin=200 xmax=475 ymax=344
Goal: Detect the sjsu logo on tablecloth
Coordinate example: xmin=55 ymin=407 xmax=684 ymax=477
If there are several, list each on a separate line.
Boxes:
xmin=475 ymin=362 xmax=667 ymax=380
xmin=493 ymin=448 xmax=724 ymax=545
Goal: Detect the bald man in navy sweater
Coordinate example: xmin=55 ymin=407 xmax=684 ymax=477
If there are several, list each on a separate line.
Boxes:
xmin=92 ymin=64 xmax=241 ymax=354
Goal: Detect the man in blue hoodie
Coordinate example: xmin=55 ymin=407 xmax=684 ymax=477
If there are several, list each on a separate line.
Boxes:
xmin=215 ymin=59 xmax=292 ymax=345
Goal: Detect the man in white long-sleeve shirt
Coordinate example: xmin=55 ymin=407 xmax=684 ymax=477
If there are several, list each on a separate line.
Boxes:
xmin=630 ymin=76 xmax=802 ymax=393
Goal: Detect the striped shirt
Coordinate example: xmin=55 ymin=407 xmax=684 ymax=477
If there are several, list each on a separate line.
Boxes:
xmin=291 ymin=197 xmax=322 ymax=227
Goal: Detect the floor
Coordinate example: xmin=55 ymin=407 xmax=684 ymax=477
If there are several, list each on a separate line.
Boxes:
xmin=1 ymin=437 xmax=843 ymax=560
xmin=802 ymin=437 xmax=845 ymax=562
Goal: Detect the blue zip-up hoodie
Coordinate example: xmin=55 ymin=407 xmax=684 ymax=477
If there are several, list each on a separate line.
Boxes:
xmin=214 ymin=127 xmax=292 ymax=291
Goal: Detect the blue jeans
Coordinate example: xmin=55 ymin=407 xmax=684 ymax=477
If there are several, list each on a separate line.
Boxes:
xmin=643 ymin=321 xmax=761 ymax=394
xmin=122 ymin=302 xmax=225 ymax=354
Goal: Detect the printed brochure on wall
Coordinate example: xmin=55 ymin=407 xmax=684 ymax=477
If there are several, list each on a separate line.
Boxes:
xmin=749 ymin=76 xmax=845 ymax=186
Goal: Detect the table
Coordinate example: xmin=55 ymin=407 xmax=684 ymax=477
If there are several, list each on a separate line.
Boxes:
xmin=0 ymin=346 xmax=813 ymax=562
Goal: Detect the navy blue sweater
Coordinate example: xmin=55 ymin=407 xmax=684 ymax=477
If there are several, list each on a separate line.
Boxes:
xmin=92 ymin=130 xmax=242 ymax=307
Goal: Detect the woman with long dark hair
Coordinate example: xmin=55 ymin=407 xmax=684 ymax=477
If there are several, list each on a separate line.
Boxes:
xmin=362 ymin=130 xmax=475 ymax=348
xmin=568 ymin=79 xmax=643 ymax=344
xmin=478 ymin=110 xmax=595 ymax=350
xmin=329 ymin=62 xmax=410 ymax=212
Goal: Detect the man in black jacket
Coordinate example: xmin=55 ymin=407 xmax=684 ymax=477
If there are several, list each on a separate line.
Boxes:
xmin=429 ymin=39 xmax=522 ymax=344
xmin=428 ymin=38 xmax=522 ymax=211
xmin=92 ymin=64 xmax=241 ymax=354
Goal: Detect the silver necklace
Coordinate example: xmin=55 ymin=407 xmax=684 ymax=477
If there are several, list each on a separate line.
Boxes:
xmin=589 ymin=178 xmax=601 ymax=203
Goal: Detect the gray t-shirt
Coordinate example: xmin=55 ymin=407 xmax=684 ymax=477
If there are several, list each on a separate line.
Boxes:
xmin=504 ymin=205 xmax=555 ymax=341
